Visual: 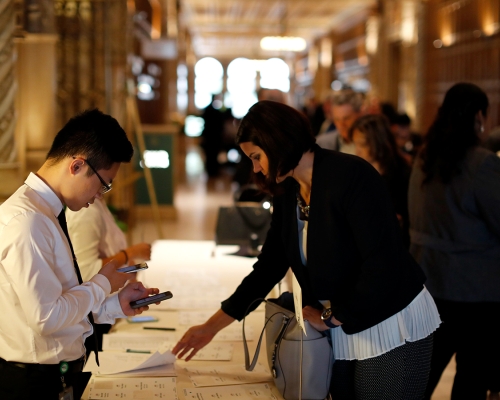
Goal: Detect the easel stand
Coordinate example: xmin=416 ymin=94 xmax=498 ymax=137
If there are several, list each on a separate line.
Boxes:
xmin=125 ymin=79 xmax=164 ymax=239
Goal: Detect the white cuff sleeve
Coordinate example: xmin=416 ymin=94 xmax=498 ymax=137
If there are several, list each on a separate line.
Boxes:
xmin=94 ymin=292 xmax=127 ymax=324
xmin=90 ymin=273 xmax=111 ymax=296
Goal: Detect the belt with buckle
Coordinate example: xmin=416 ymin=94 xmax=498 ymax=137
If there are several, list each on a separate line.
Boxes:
xmin=0 ymin=355 xmax=86 ymax=374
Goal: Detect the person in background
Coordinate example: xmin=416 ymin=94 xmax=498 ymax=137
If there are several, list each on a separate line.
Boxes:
xmin=200 ymin=94 xmax=225 ymax=177
xmin=408 ymin=83 xmax=500 ymax=400
xmin=315 ymin=93 xmax=336 ymax=136
xmin=66 ymin=198 xmax=152 ymax=350
xmin=67 ymin=200 xmax=151 ymax=282
xmin=257 ymin=88 xmax=287 ymax=103
xmin=380 ymin=102 xmax=399 ymax=127
xmin=393 ymin=113 xmax=423 ymax=164
xmin=349 ymin=114 xmax=411 ymax=248
xmin=363 ymin=93 xmax=382 ymax=115
xmin=315 ymin=89 xmax=364 ymax=154
xmin=173 ymin=100 xmax=440 ymax=399
xmin=483 ymin=125 xmax=500 ymax=156
xmin=0 ymin=109 xmax=158 ymax=399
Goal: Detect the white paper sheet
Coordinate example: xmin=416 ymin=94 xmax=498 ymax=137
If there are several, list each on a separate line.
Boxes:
xmin=183 ymin=383 xmax=279 ymax=400
xmin=102 ymin=334 xmax=234 ymax=361
xmin=83 ymin=350 xmax=176 ymax=375
xmin=88 ymin=376 xmax=177 ymax=399
xmin=102 ymin=334 xmax=174 ymax=351
xmin=178 ymin=310 xmax=217 ymax=326
xmin=183 ymin=363 xmax=272 ymax=387
xmin=188 ymin=343 xmax=233 ymax=361
xmin=101 ymin=364 xmax=176 ymax=378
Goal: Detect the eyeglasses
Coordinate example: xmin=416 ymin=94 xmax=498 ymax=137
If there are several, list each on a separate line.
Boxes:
xmin=84 ymin=159 xmax=112 ymax=194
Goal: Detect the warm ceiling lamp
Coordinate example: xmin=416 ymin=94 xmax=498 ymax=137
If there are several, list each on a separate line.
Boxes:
xmin=260 ymin=36 xmax=307 ymax=52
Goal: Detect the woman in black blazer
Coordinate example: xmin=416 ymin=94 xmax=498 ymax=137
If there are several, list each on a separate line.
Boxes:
xmin=174 ymin=101 xmax=440 ymax=399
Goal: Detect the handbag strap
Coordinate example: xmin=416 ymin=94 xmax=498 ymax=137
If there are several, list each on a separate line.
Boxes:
xmin=242 ymin=298 xmax=291 ymax=372
xmin=242 ymin=298 xmax=267 ymax=371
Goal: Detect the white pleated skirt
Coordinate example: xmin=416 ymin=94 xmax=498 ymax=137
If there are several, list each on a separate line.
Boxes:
xmin=330 ymin=287 xmax=441 ymax=361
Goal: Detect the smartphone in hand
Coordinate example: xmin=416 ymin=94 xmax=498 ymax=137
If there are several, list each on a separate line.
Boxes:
xmin=130 ymin=291 xmax=173 ymax=309
xmin=117 ymin=262 xmax=149 ymax=274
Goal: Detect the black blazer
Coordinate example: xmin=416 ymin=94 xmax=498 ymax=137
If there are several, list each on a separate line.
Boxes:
xmin=222 ymin=146 xmax=425 ymax=334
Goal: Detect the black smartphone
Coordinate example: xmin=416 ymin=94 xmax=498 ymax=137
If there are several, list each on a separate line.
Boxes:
xmin=117 ymin=262 xmax=149 ymax=274
xmin=129 ymin=291 xmax=173 ymax=309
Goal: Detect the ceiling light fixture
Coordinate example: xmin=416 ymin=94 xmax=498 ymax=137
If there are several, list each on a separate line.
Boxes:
xmin=260 ymin=36 xmax=307 ymax=52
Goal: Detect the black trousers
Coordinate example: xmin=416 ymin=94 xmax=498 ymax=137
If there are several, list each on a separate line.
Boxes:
xmin=424 ymin=298 xmax=500 ymax=400
xmin=0 ymin=361 xmax=91 ymax=400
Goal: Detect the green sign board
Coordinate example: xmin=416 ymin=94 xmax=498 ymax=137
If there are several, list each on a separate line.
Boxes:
xmin=134 ymin=132 xmax=175 ymax=205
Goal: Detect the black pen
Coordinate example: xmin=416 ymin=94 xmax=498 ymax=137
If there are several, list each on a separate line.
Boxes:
xmin=126 ymin=349 xmax=151 ymax=354
xmin=143 ymin=327 xmax=176 ymax=331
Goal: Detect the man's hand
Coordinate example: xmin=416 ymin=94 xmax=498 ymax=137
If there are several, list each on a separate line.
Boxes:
xmin=127 ymin=243 xmax=152 ymax=263
xmin=98 ymin=260 xmax=130 ymax=292
xmin=118 ymin=281 xmax=160 ymax=316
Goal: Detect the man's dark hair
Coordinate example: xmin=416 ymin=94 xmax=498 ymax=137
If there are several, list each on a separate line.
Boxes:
xmin=236 ymin=100 xmax=316 ymax=194
xmin=47 ymin=109 xmax=133 ymax=175
xmin=380 ymin=102 xmax=399 ymax=125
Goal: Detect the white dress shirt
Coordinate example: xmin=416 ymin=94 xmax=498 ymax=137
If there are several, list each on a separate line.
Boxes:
xmin=0 ymin=173 xmax=125 ymax=364
xmin=66 ymin=198 xmax=128 ymax=282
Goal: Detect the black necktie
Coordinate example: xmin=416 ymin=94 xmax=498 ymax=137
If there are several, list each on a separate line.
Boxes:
xmin=57 ymin=210 xmax=100 ymax=366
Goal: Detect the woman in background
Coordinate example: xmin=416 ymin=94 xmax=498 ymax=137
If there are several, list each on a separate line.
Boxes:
xmin=408 ymin=83 xmax=500 ymax=400
xmin=349 ymin=114 xmax=411 ymax=247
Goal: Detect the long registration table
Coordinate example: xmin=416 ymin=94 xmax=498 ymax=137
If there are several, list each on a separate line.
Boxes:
xmin=82 ymin=240 xmax=283 ymax=399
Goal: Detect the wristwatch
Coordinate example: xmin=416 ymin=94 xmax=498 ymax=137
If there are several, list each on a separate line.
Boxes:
xmin=321 ymin=307 xmax=338 ymax=328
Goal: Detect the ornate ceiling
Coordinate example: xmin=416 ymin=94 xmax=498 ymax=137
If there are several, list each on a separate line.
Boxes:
xmin=179 ymin=0 xmax=376 ymax=60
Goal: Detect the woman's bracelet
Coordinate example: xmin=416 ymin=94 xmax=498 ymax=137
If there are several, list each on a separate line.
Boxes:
xmin=120 ymin=249 xmax=129 ymax=264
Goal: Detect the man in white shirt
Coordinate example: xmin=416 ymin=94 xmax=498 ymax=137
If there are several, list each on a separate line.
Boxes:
xmin=0 ymin=109 xmax=159 ymax=399
xmin=315 ymin=89 xmax=364 ymax=155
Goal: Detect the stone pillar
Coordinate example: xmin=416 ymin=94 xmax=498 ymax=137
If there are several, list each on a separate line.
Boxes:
xmin=0 ymin=0 xmax=20 ymax=198
xmin=14 ymin=33 xmax=58 ymax=176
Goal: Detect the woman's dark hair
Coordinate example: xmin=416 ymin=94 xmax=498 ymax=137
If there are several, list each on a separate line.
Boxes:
xmin=348 ymin=114 xmax=405 ymax=174
xmin=420 ymin=82 xmax=488 ymax=184
xmin=236 ymin=101 xmax=316 ymax=194
xmin=47 ymin=108 xmax=133 ymax=175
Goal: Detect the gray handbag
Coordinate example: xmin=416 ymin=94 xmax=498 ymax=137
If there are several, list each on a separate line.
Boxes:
xmin=243 ymin=292 xmax=334 ymax=400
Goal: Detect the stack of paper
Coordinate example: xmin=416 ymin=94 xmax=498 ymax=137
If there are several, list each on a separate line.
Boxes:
xmin=103 ymin=333 xmax=234 ymax=361
xmin=183 ymin=383 xmax=278 ymax=400
xmin=182 ymin=363 xmax=272 ymax=387
xmin=88 ymin=377 xmax=177 ymax=399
